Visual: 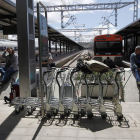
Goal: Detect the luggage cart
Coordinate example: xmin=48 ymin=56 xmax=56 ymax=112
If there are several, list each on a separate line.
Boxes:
xmin=43 ymin=67 xmax=70 ymax=118
xmin=11 ymin=96 xmax=45 ymax=114
xmin=70 ymin=68 xmax=94 ymax=119
xmin=94 ymin=68 xmax=131 ymax=120
xmin=56 ymin=67 xmax=74 ymax=118
xmin=74 ymin=58 xmax=109 ymax=119
xmin=70 ymin=68 xmax=85 ymax=119
xmin=85 ymin=72 xmax=108 ymax=119
xmin=102 ymin=68 xmax=126 ymax=120
xmin=43 ymin=68 xmax=60 ymax=118
xmin=10 ymin=68 xmax=58 ymax=115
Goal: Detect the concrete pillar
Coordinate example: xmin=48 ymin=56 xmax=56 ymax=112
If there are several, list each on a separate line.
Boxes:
xmin=67 ymin=43 xmax=69 ymax=53
xmin=66 ymin=42 xmax=68 ymax=54
xmin=60 ymin=41 xmax=61 ymax=55
xmin=63 ymin=41 xmax=64 ymax=54
xmin=133 ymin=34 xmax=136 ymax=53
xmin=16 ymin=0 xmax=36 ymax=97
xmin=69 ymin=44 xmax=71 ymax=53
xmin=55 ymin=41 xmax=57 ymax=56
xmin=49 ymin=38 xmax=51 ymax=53
xmin=124 ymin=36 xmax=127 ymax=56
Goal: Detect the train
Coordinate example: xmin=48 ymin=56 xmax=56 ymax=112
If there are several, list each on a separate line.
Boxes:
xmin=0 ymin=39 xmax=61 ymax=57
xmin=89 ymin=34 xmax=123 ymax=66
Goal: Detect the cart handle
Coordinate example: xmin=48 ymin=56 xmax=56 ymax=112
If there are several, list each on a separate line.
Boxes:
xmin=56 ymin=68 xmax=68 ymax=88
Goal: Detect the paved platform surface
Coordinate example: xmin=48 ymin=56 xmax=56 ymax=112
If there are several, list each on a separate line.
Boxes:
xmin=0 ymin=100 xmax=140 ymax=140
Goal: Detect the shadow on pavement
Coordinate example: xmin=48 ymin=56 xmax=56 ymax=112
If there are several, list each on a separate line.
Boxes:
xmin=0 ymin=108 xmax=23 ymax=140
xmin=0 ymin=108 xmax=131 ymax=140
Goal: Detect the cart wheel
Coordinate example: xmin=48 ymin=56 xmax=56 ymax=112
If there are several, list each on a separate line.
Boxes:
xmin=87 ymin=113 xmax=93 ymax=119
xmin=74 ymin=113 xmax=79 ymax=119
xmin=81 ymin=109 xmax=86 ymax=117
xmin=101 ymin=113 xmax=107 ymax=119
xmin=47 ymin=113 xmax=51 ymax=118
xmin=65 ymin=110 xmax=71 ymax=116
xmin=53 ymin=109 xmax=58 ymax=116
xmin=20 ymin=105 xmax=24 ymax=111
xmin=15 ymin=108 xmax=20 ymax=114
xmin=117 ymin=114 xmax=123 ymax=120
xmin=60 ymin=114 xmax=65 ymax=119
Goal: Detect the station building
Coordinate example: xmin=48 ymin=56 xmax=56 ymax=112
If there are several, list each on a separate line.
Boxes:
xmin=116 ymin=18 xmax=140 ymax=60
xmin=0 ymin=30 xmax=8 ymax=39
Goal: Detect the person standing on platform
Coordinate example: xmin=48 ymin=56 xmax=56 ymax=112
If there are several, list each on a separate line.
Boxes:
xmin=130 ymin=46 xmax=140 ymax=85
xmin=104 ymin=57 xmax=114 ymax=68
xmin=48 ymin=52 xmax=53 ymax=66
xmin=0 ymin=47 xmax=18 ymax=87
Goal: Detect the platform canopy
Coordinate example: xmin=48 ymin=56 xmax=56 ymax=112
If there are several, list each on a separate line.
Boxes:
xmin=115 ymin=18 xmax=140 ymax=37
xmin=0 ymin=0 xmax=83 ymax=49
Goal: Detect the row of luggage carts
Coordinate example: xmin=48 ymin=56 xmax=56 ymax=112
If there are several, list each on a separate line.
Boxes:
xmin=10 ymin=57 xmax=131 ymax=120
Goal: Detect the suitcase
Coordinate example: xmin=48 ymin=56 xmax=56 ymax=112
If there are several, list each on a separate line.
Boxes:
xmin=4 ymin=82 xmax=20 ymax=103
xmin=10 ymin=82 xmax=20 ymax=100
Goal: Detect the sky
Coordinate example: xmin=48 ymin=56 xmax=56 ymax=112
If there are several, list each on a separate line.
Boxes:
xmin=9 ymin=0 xmax=140 ymax=42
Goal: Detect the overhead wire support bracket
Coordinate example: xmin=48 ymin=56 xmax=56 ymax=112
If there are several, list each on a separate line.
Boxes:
xmin=134 ymin=0 xmax=138 ymax=21
xmin=58 ymin=28 xmax=107 ymax=32
xmin=34 ymin=2 xmax=135 ymax=12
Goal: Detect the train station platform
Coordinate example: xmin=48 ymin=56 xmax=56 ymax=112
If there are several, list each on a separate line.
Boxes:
xmin=0 ymin=51 xmax=140 ymax=140
xmin=0 ymin=100 xmax=140 ymax=140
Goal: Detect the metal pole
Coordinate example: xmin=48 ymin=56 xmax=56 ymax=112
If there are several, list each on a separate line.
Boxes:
xmin=55 ymin=41 xmax=57 ymax=56
xmin=133 ymin=0 xmax=138 ymax=21
xmin=37 ymin=1 xmax=49 ymax=118
xmin=49 ymin=38 xmax=51 ymax=53
xmin=115 ymin=8 xmax=117 ymax=27
xmin=61 ymin=11 xmax=64 ymax=28
xmin=66 ymin=42 xmax=67 ymax=54
xmin=37 ymin=2 xmax=44 ymax=118
xmin=75 ymin=31 xmax=76 ymax=40
xmin=68 ymin=43 xmax=69 ymax=53
xmin=44 ymin=5 xmax=49 ymax=70
xmin=60 ymin=41 xmax=61 ymax=55
xmin=63 ymin=41 xmax=64 ymax=54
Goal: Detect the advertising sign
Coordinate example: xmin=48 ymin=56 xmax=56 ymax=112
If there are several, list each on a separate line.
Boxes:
xmin=39 ymin=13 xmax=48 ymax=61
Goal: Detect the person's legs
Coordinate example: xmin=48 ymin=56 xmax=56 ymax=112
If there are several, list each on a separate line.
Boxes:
xmin=1 ymin=67 xmax=14 ymax=83
xmin=0 ymin=68 xmax=5 ymax=75
xmin=0 ymin=67 xmax=8 ymax=78
xmin=0 ymin=67 xmax=6 ymax=86
xmin=0 ymin=57 xmax=1 ymax=67
xmin=133 ymin=69 xmax=140 ymax=82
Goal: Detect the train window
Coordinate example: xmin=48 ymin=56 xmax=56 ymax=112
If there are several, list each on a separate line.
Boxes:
xmin=95 ymin=42 xmax=109 ymax=54
xmin=109 ymin=42 xmax=122 ymax=53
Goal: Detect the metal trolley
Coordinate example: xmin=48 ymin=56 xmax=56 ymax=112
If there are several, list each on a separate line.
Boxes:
xmin=10 ymin=59 xmax=131 ymax=121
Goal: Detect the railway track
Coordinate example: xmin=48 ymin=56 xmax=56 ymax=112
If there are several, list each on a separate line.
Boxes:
xmin=64 ymin=50 xmax=88 ymax=68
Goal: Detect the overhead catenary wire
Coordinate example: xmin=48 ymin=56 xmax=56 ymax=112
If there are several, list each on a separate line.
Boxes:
xmin=61 ymin=0 xmax=85 ymax=43
xmin=100 ymin=0 xmax=123 ymax=33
